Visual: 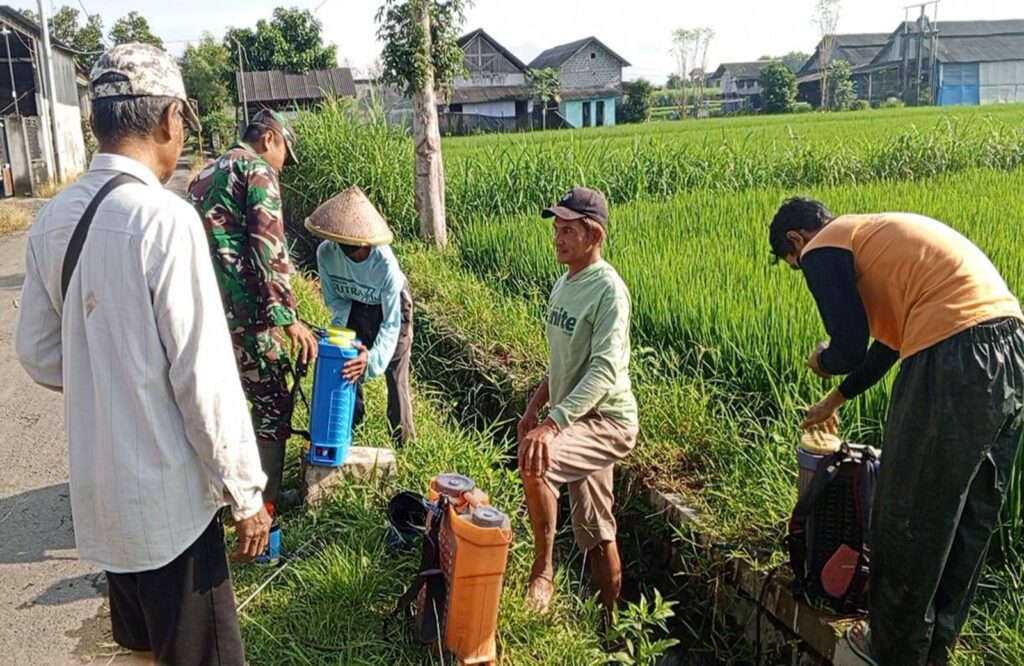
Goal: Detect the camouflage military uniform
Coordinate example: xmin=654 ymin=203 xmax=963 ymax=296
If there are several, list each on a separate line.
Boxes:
xmin=186 ymin=138 xmax=297 ymax=445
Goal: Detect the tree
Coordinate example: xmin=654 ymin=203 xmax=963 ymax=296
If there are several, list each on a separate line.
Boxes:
xmin=780 ymin=51 xmax=811 ymax=73
xmin=827 ymin=59 xmax=856 ymax=110
xmin=180 ymin=33 xmax=235 ymax=154
xmin=527 ymin=68 xmax=560 ymax=130
xmin=814 ymin=0 xmax=842 ymax=111
xmin=110 ymin=11 xmax=163 ymax=48
xmin=760 ymin=60 xmax=797 ymax=114
xmin=665 ymin=72 xmax=683 ymax=90
xmin=225 ymin=7 xmax=337 ymax=75
xmin=20 ymin=5 xmax=104 ymax=70
xmin=620 ymin=78 xmax=653 ymax=124
xmin=671 ymin=27 xmax=714 ymax=119
xmin=376 ymin=0 xmax=468 ymax=249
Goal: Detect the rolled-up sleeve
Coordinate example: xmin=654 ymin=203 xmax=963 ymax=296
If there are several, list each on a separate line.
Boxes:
xmin=150 ymin=208 xmax=266 ymax=521
xmin=15 ymin=239 xmax=64 ymax=392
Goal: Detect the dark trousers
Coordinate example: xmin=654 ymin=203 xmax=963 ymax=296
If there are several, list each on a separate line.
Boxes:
xmin=106 ymin=516 xmax=245 ymax=665
xmin=347 ymin=283 xmax=415 ymax=445
xmin=870 ymin=317 xmax=1024 ymax=666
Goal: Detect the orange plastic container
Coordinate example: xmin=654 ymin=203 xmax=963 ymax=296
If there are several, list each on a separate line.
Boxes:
xmin=424 ymin=475 xmax=512 ymax=665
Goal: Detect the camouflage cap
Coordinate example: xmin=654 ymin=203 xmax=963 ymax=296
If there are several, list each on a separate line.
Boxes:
xmin=250 ymin=109 xmax=299 ymax=166
xmin=89 ymin=43 xmax=200 ymax=131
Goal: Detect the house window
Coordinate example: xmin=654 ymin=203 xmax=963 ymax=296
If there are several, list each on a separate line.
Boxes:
xmin=591 ymin=52 xmax=596 ymax=59
xmin=449 ymin=103 xmax=463 ymax=113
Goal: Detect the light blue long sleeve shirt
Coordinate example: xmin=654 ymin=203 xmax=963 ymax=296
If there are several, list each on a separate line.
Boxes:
xmin=316 ymin=241 xmax=407 ymax=380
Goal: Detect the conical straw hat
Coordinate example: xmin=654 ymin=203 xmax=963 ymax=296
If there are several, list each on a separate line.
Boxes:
xmin=303 ymin=185 xmax=394 ymax=246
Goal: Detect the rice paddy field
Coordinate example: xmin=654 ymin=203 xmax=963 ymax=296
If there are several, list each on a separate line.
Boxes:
xmin=278 ymin=102 xmax=1024 ymax=664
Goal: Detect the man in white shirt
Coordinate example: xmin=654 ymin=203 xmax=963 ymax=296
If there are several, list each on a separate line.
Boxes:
xmin=15 ymin=43 xmax=268 ymax=665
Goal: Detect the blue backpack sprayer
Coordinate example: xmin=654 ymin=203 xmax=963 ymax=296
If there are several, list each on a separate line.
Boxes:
xmin=261 ymin=324 xmax=359 ymax=565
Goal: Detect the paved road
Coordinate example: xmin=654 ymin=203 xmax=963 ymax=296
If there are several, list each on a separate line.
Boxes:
xmin=0 ymin=161 xmax=192 ymax=665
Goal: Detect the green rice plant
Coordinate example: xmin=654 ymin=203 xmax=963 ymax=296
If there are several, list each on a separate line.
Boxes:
xmin=454 ymin=168 xmax=1024 ymax=551
xmin=282 ymin=103 xmax=1024 ymax=267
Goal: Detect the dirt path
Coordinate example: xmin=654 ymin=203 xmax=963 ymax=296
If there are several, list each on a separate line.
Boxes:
xmin=0 ymin=160 xmax=191 ymax=664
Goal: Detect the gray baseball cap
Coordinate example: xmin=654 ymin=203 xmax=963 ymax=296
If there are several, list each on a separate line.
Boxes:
xmin=89 ymin=43 xmax=201 ymax=132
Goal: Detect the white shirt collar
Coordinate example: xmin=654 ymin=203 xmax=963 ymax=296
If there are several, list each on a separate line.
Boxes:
xmin=88 ymin=153 xmax=164 ymax=188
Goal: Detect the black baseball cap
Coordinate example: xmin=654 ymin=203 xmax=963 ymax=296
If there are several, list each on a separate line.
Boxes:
xmin=541 ymin=187 xmax=609 ymax=227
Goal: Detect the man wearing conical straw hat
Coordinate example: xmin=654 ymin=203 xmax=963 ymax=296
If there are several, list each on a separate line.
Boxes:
xmin=306 ymin=186 xmax=415 ymax=446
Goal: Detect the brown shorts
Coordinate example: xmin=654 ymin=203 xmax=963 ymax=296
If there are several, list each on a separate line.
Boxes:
xmin=544 ymin=412 xmax=639 ymax=552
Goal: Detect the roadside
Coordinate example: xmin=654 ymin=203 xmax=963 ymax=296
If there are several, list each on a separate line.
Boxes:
xmin=0 ymin=160 xmax=190 ymax=665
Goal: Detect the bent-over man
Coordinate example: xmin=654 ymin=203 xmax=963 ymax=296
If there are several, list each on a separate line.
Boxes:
xmin=770 ymin=198 xmax=1024 ymax=666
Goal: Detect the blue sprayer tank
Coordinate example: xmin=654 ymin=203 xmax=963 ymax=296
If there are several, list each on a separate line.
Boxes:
xmin=308 ymin=328 xmax=359 ymax=466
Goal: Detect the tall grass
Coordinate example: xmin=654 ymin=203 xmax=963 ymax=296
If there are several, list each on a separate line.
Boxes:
xmin=282 ymin=102 xmax=1024 ymax=261
xmin=454 ymin=168 xmax=1024 ymax=552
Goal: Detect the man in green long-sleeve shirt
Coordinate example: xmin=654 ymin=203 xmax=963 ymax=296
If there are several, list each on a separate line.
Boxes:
xmin=517 ymin=187 xmax=639 ymax=619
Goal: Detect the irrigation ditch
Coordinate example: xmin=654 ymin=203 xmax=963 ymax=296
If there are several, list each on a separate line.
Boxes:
xmin=407 ymin=279 xmax=867 ymax=666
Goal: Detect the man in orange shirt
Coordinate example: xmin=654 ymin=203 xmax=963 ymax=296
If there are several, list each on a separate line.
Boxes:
xmin=770 ymin=197 xmax=1024 ymax=666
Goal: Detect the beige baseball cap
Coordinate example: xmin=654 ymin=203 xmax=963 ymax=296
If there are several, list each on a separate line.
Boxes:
xmin=89 ymin=43 xmax=201 ymax=131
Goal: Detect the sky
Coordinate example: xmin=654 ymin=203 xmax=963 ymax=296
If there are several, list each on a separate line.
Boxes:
xmin=7 ymin=0 xmax=1023 ymax=83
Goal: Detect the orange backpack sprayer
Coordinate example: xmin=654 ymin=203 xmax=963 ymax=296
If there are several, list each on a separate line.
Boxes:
xmin=391 ymin=473 xmax=512 ymax=665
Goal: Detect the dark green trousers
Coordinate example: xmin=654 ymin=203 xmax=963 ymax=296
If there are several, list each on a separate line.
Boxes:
xmin=870 ymin=317 xmax=1024 ymax=666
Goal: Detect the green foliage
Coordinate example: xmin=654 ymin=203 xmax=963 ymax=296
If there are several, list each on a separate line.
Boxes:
xmin=759 ymin=60 xmax=797 ymax=114
xmin=853 ymin=99 xmax=872 ymax=111
xmin=527 ymin=67 xmax=561 ymax=129
xmin=180 ymin=34 xmax=232 ymax=113
xmin=881 ymin=96 xmax=906 ymax=109
xmin=780 ymin=51 xmax=811 ymax=73
xmin=110 ymin=11 xmax=163 ymax=48
xmin=607 ymin=591 xmax=680 ymax=665
xmin=375 ymin=0 xmax=470 ymax=97
xmin=665 ymin=72 xmax=683 ymax=89
xmin=225 ymin=7 xmax=336 ymax=75
xmin=828 ymin=59 xmax=856 ymax=111
xmin=49 ymin=5 xmax=104 ymax=70
xmin=621 ymin=78 xmax=654 ymax=124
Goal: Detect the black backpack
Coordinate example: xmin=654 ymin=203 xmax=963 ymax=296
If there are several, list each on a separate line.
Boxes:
xmin=786 ymin=443 xmax=880 ymax=614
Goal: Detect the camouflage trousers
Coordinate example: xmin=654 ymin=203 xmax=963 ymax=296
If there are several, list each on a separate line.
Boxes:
xmin=230 ymin=326 xmax=295 ymax=443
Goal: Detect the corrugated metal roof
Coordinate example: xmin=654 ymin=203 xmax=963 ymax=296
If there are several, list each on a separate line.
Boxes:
xmin=870 ymin=19 xmax=1024 ymax=66
xmin=559 ymin=86 xmax=621 ymax=101
xmin=712 ymin=61 xmax=772 ymax=80
xmin=798 ymin=33 xmax=891 ymax=76
xmin=450 ymin=85 xmax=527 ymax=104
xmin=528 ymin=37 xmax=630 ymax=70
xmin=235 ymin=67 xmax=356 ymax=103
xmin=936 ymin=34 xmax=1024 ymax=63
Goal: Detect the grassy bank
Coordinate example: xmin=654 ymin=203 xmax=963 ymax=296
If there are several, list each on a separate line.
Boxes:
xmin=231 ymin=276 xmax=679 ymax=665
xmin=396 ymin=243 xmax=1024 ymax=666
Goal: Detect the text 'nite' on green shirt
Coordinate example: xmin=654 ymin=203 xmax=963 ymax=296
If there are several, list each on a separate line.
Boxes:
xmin=546 ymin=260 xmax=638 ymax=430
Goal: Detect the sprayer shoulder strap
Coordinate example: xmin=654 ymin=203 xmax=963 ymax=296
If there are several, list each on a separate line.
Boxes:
xmin=61 ymin=173 xmax=144 ymax=300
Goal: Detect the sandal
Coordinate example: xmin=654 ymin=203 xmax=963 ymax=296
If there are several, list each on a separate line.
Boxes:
xmin=846 ymin=621 xmax=880 ymax=666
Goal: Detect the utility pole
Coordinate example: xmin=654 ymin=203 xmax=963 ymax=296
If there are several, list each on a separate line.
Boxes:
xmin=37 ymin=0 xmax=63 ymax=182
xmin=1 ymin=24 xmax=20 ymax=116
xmin=232 ymin=38 xmax=250 ymax=127
xmin=904 ymin=1 xmax=941 ymax=105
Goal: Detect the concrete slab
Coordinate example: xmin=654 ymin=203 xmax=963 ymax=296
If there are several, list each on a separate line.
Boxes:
xmin=302 ymin=446 xmax=398 ymax=507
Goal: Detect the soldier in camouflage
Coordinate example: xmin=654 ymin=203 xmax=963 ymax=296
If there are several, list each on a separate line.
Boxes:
xmin=187 ymin=109 xmax=318 ymax=515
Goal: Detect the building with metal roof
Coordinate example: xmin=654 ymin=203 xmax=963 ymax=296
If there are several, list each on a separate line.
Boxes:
xmin=0 ymin=5 xmax=87 ymax=197
xmin=864 ymin=18 xmax=1024 ymax=105
xmin=234 ymin=67 xmax=356 ymax=119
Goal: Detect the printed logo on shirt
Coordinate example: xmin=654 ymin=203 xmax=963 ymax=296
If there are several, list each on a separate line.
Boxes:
xmin=329 ymin=277 xmax=380 ymax=304
xmin=547 ymin=306 xmax=577 ymax=335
